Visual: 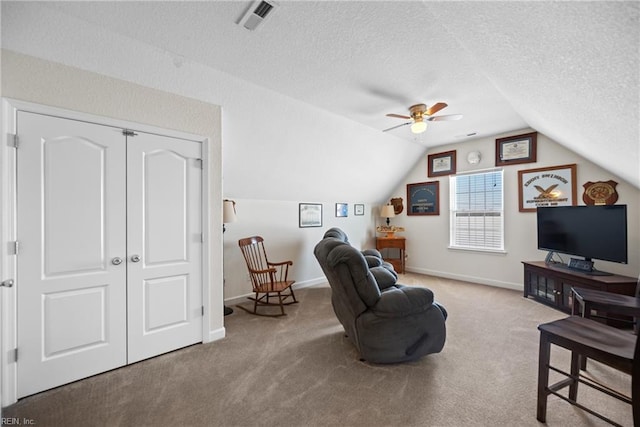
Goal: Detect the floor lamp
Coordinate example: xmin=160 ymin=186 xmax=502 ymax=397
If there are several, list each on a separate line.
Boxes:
xmin=223 ymin=199 xmax=237 ymax=316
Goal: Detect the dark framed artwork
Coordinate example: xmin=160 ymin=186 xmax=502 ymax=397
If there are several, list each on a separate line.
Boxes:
xmin=495 ymin=132 xmax=537 ymax=166
xmin=335 ymin=203 xmax=348 ymax=217
xmin=407 ymin=181 xmax=440 ymax=215
xmin=299 ymin=203 xmax=323 ymax=227
xmin=428 ymin=150 xmax=456 ymax=177
xmin=354 ymin=204 xmax=365 ymax=216
xmin=517 ymin=163 xmax=577 ymax=212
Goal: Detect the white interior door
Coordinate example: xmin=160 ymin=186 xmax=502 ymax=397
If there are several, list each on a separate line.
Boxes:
xmin=16 ymin=112 xmax=127 ymax=398
xmin=16 ymin=111 xmax=204 ymax=398
xmin=126 ymin=131 xmax=203 ymax=363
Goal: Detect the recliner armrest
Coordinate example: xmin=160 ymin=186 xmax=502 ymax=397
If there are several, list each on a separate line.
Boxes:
xmin=370 ymin=286 xmax=435 ymax=318
xmin=362 ymin=248 xmax=383 ymax=259
xmin=370 ymin=266 xmax=396 ymax=290
xmin=364 ymin=255 xmax=383 ymax=268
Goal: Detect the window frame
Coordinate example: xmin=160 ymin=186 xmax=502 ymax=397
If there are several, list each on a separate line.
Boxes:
xmin=449 ymin=168 xmax=505 ymax=253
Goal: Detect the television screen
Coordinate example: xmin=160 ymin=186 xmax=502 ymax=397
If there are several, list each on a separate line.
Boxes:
xmin=537 ymin=205 xmax=627 ymax=265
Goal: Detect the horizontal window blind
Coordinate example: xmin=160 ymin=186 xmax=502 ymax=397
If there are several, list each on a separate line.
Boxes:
xmin=450 ymin=170 xmax=504 ymax=250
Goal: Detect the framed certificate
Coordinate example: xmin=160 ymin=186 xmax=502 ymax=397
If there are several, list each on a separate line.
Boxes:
xmin=428 ymin=150 xmax=456 ymax=177
xmin=495 ymin=132 xmax=537 ymax=166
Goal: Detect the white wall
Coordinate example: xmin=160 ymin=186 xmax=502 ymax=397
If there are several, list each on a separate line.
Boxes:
xmin=389 ymin=129 xmax=640 ymax=288
xmin=222 ymin=199 xmax=376 ymax=302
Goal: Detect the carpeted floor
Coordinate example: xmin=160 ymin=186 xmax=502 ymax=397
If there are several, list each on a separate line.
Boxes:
xmin=4 ymin=273 xmax=633 ymax=426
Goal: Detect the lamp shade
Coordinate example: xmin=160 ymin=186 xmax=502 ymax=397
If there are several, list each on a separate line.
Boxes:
xmin=223 ymin=199 xmax=237 ymax=223
xmin=380 ymin=205 xmax=395 ymax=218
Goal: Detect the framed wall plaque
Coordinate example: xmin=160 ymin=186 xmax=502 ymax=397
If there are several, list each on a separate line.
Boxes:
xmin=354 ymin=204 xmax=365 ymax=215
xmin=407 ymin=181 xmax=440 ymax=215
xmin=582 ymin=180 xmax=618 ymax=205
xmin=428 ymin=150 xmax=456 ymax=177
xmin=495 ymin=132 xmax=537 ymax=166
xmin=517 ymin=164 xmax=577 ymax=212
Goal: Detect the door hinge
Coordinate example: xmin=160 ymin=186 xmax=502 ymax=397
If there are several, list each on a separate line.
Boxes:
xmin=201 ymin=233 xmax=205 ymax=243
xmin=201 ymin=306 xmax=205 ymax=316
xmin=195 ymin=159 xmax=203 ymax=169
xmin=122 ymin=129 xmax=138 ymax=137
xmin=8 ymin=133 xmax=18 ymax=148
xmin=11 ymin=241 xmax=19 ymax=255
xmin=12 ymin=348 xmax=17 ymax=363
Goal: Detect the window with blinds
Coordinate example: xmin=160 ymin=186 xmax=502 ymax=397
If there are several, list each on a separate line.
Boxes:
xmin=449 ymin=169 xmax=504 ymax=251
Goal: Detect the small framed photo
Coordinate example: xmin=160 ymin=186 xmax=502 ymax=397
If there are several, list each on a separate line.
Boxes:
xmin=517 ymin=164 xmax=577 ymax=212
xmin=495 ymin=132 xmax=537 ymax=166
xmin=407 ymin=181 xmax=440 ymax=216
xmin=354 ymin=204 xmax=365 ymax=216
xmin=335 ymin=203 xmax=348 ymax=217
xmin=299 ymin=203 xmax=323 ymax=228
xmin=428 ymin=150 xmax=456 ymax=177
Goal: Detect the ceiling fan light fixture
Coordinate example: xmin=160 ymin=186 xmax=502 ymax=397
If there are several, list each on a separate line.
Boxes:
xmin=410 ymin=120 xmax=427 ymax=134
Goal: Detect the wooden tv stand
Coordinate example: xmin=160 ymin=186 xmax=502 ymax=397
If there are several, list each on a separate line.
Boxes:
xmin=522 ymin=261 xmax=637 ymax=324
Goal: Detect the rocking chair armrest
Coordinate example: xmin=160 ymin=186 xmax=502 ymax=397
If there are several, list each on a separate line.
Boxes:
xmin=247 ymin=266 xmax=277 ymax=275
xmin=267 ymin=260 xmax=293 ymax=267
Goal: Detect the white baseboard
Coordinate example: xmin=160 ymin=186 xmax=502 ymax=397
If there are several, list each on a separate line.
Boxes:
xmin=406 ymin=267 xmax=522 ymax=292
xmin=224 ymin=276 xmax=327 ymax=305
xmin=205 ymin=327 xmax=226 ymax=343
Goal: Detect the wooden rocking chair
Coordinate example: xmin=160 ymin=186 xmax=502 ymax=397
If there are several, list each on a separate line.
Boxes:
xmin=238 ymin=236 xmax=297 ymax=317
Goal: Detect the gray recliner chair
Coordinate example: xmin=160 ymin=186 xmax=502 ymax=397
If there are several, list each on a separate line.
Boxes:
xmin=314 ymin=227 xmax=447 ymax=363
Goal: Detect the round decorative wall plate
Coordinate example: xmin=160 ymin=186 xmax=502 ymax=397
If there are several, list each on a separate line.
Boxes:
xmin=582 ymin=180 xmax=618 ymax=205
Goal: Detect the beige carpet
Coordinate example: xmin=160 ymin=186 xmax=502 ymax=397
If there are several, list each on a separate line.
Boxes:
xmin=4 ymin=273 xmax=633 ymax=426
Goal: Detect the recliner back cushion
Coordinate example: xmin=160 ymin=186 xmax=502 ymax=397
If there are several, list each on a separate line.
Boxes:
xmin=327 ymin=244 xmax=381 ymax=307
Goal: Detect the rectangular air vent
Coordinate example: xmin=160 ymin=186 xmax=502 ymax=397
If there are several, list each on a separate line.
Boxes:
xmin=238 ymin=1 xmax=277 ymax=31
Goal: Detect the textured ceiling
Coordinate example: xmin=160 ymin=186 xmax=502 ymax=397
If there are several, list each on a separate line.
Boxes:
xmin=3 ymin=1 xmax=640 ymax=189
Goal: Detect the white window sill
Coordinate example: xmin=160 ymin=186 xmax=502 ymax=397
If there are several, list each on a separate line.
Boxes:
xmin=448 ymin=246 xmax=507 ymax=255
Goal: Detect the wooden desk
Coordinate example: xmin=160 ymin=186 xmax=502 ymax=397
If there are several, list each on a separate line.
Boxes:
xmin=376 ymin=237 xmax=405 ymax=274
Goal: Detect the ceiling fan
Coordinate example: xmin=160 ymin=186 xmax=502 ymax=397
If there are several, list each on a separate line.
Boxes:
xmin=383 ymin=102 xmax=462 ymax=134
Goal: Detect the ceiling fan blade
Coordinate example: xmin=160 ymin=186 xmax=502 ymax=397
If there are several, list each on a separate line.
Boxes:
xmin=382 ymin=122 xmax=411 ymax=132
xmin=427 ymin=114 xmax=463 ymax=122
xmin=386 ymin=113 xmax=411 ymax=119
xmin=425 ymin=102 xmax=448 ymax=116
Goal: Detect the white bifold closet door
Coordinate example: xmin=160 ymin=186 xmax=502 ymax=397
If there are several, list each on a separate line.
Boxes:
xmin=16 ymin=111 xmax=202 ymax=398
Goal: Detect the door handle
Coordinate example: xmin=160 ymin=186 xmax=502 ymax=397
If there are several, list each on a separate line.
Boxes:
xmin=131 ymin=255 xmax=141 ymax=263
xmin=111 ymin=257 xmax=123 ymax=266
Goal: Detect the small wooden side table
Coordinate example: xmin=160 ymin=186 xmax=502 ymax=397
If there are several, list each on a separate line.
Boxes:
xmin=376 ymin=237 xmax=405 ymax=274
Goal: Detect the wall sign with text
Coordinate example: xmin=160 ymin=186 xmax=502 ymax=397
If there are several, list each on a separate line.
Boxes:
xmin=407 ymin=181 xmax=440 ymax=215
xmin=517 ymin=164 xmax=577 ymax=212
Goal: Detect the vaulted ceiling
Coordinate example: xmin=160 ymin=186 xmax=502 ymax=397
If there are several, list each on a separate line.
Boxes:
xmin=2 ymin=1 xmax=638 ymax=199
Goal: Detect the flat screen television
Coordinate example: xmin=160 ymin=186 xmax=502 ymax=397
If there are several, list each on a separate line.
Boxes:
xmin=536 ymin=205 xmax=627 ymax=273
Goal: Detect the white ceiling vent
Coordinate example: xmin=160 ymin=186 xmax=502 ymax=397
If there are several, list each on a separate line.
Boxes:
xmin=238 ymin=1 xmax=277 ymax=31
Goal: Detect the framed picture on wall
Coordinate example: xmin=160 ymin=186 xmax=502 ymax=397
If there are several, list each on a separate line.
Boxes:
xmin=299 ymin=203 xmax=323 ymax=227
xmin=517 ymin=164 xmax=577 ymax=212
xmin=335 ymin=203 xmax=348 ymax=217
xmin=428 ymin=150 xmax=456 ymax=177
xmin=495 ymin=132 xmax=537 ymax=166
xmin=407 ymin=181 xmax=440 ymax=215
xmin=354 ymin=204 xmax=365 ymax=216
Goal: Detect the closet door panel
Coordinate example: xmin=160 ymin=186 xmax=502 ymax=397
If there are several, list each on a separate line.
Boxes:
xmin=16 ymin=112 xmax=127 ymax=398
xmin=126 ymin=131 xmax=203 ymax=363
